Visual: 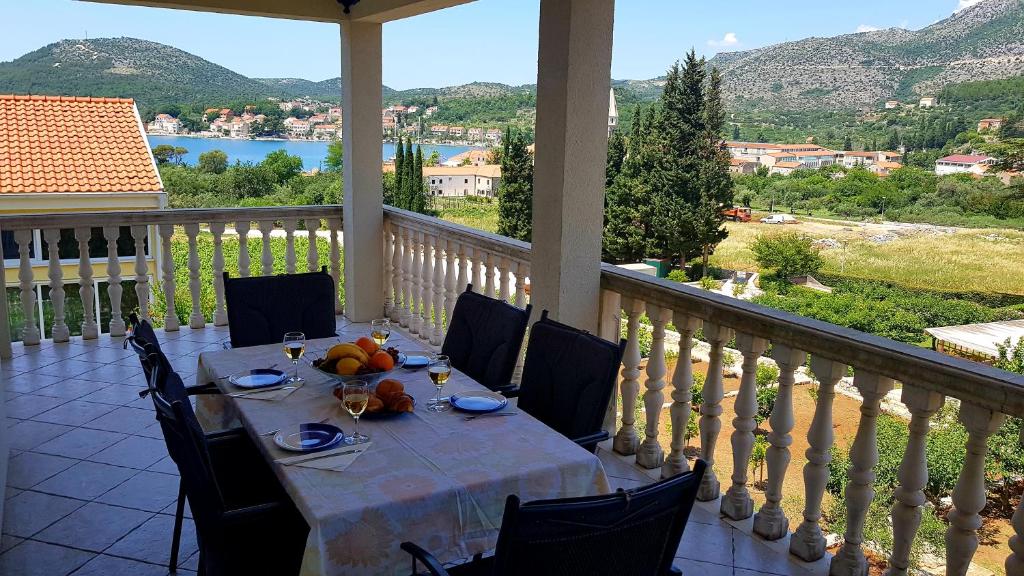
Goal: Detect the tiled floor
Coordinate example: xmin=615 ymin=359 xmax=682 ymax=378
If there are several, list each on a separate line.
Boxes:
xmin=2 ymin=320 xmax=828 ymax=576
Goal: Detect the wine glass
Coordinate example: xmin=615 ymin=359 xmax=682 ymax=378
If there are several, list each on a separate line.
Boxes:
xmin=282 ymin=332 xmax=306 ymax=384
xmin=371 ymin=319 xmax=391 ymax=349
xmin=342 ymin=380 xmax=370 ymax=444
xmin=428 ymin=355 xmax=452 ymax=412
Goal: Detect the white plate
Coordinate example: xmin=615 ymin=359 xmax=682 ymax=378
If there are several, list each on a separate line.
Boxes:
xmin=450 ymin=391 xmax=508 ymax=413
xmin=273 ymin=422 xmax=345 ymax=452
xmin=227 ymin=369 xmax=287 ymax=389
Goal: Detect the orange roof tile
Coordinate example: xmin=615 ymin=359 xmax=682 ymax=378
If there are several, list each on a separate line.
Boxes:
xmin=0 ymin=94 xmax=161 ymax=195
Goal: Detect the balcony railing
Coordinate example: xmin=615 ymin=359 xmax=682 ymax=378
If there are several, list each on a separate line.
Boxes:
xmin=3 ymin=204 xmax=1024 ymax=575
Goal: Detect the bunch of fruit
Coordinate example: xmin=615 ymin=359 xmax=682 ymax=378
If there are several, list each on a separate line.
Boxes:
xmin=332 ymin=378 xmax=413 ymax=414
xmin=313 ymin=337 xmax=398 ymax=376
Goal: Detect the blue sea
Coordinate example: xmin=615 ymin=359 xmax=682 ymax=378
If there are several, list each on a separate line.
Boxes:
xmin=148 ymin=135 xmax=482 ymax=170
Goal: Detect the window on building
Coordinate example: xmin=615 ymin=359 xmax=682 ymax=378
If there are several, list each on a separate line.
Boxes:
xmin=41 ymin=227 xmax=145 ymax=260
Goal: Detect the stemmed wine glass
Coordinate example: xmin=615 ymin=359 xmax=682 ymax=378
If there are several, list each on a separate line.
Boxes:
xmin=282 ymin=332 xmax=306 ymax=384
xmin=428 ymin=355 xmax=452 ymax=412
xmin=371 ymin=319 xmax=391 ymax=349
xmin=342 ymin=380 xmax=370 ymax=444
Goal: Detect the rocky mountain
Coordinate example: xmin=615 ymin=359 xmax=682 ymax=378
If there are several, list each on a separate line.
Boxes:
xmin=0 ymin=38 xmax=275 ymax=107
xmin=256 ymin=77 xmax=534 ymax=104
xmin=708 ymin=0 xmax=1024 ymax=110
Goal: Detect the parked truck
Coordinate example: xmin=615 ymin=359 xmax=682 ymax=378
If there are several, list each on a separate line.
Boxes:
xmin=722 ymin=207 xmax=752 ymax=222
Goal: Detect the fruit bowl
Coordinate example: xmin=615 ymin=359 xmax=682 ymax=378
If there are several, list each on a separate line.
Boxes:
xmin=310 ymin=339 xmax=405 ymax=385
xmin=331 ymin=378 xmax=415 ymax=418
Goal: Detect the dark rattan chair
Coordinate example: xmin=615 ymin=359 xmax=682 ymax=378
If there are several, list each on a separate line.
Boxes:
xmin=401 ymin=461 xmax=707 ymax=576
xmin=147 ymin=352 xmax=309 ymax=576
xmin=223 ymin=267 xmax=337 ymax=348
xmin=441 ymin=284 xmax=531 ymax=394
xmin=515 ymin=310 xmax=625 ymax=452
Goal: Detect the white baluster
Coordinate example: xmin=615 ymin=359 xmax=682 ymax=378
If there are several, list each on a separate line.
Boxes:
xmin=399 ymin=227 xmax=414 ymax=327
xmin=431 ymin=236 xmax=445 ymax=346
xmin=722 ymin=332 xmax=769 ymax=519
xmin=409 ymin=231 xmax=423 ymax=334
xmin=419 ymin=232 xmax=433 ymax=343
xmin=613 ymin=298 xmax=644 ymax=456
xmin=384 ymin=223 xmax=395 ymax=317
xmin=457 ymin=242 xmax=470 ymax=296
xmin=1007 ymin=488 xmax=1024 ymax=576
xmin=210 ymin=223 xmax=228 ymax=326
xmin=514 ymin=261 xmax=527 ymax=308
xmin=663 ymin=312 xmax=700 ymax=478
xmin=791 ymin=357 xmax=847 ymax=561
xmin=74 ymin=227 xmax=98 ymax=340
xmin=753 ymin=344 xmax=805 ymax=539
xmin=131 ymin=225 xmax=150 ymax=319
xmin=184 ymin=223 xmax=204 ymax=329
xmin=283 ymin=219 xmax=297 ymax=274
xmin=637 ymin=305 xmax=670 ymax=468
xmin=483 ymin=252 xmax=495 ymax=297
xmin=444 ymin=239 xmax=458 ymax=334
xmin=158 ymin=224 xmax=179 ymax=331
xmin=473 ymin=248 xmax=485 ymax=292
xmin=236 ymin=220 xmax=251 ymax=277
xmin=102 ymin=226 xmax=125 ymax=337
xmin=498 ymin=257 xmax=510 ymax=302
xmin=14 ymin=229 xmax=39 ymax=345
xmin=329 ymin=218 xmax=342 ymax=314
xmin=944 ymin=403 xmax=1006 ymax=576
xmin=885 ymin=386 xmax=944 ymax=576
xmin=698 ymin=322 xmax=734 ymax=502
xmin=259 ymin=220 xmax=274 ymax=276
xmin=830 ymin=371 xmax=895 ymax=576
xmin=390 ymin=226 xmax=404 ymax=323
xmin=306 ymin=218 xmax=321 ymax=272
xmin=42 ymin=229 xmax=70 ymax=342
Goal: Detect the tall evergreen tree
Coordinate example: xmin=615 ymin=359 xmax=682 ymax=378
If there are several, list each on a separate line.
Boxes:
xmin=394 ymin=135 xmax=406 ymax=207
xmin=603 ymin=105 xmax=660 ymax=262
xmin=496 ymin=129 xmax=534 ymax=241
xmin=411 ymin=146 xmax=426 ymax=213
xmin=402 ymin=138 xmax=416 ymax=210
xmin=732 ymin=125 xmax=740 ymax=140
xmin=606 ymin=129 xmax=626 ymax=189
xmin=887 ymin=128 xmax=900 ymax=151
xmin=843 ymin=135 xmax=853 ymax=151
xmin=756 ymin=130 xmax=767 ymax=143
xmin=693 ymin=66 xmax=734 ymax=276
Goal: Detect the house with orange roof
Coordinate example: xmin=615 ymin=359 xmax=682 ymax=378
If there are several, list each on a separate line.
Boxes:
xmin=443 ymin=149 xmax=491 ymax=167
xmin=0 ymin=94 xmax=165 ymax=339
xmin=424 ymin=165 xmax=502 ymax=197
xmin=978 ymin=118 xmax=1004 ymax=132
xmin=147 ymin=113 xmax=184 ymax=135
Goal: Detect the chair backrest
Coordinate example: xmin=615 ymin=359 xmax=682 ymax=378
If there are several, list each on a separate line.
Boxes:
xmin=125 ymin=314 xmax=186 ymax=401
xmin=223 ymin=268 xmax=336 ymax=348
xmin=441 ymin=284 xmax=531 ymax=392
xmin=491 ymin=461 xmax=707 ymax=576
xmin=517 ymin=311 xmax=625 ymax=442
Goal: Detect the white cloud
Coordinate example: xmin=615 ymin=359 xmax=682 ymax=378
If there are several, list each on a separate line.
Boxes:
xmin=856 ymin=24 xmax=881 ymax=33
xmin=955 ymin=0 xmax=984 ymax=11
xmin=707 ymin=32 xmax=740 ymax=49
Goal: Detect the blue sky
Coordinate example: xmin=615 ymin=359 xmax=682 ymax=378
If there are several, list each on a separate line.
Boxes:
xmin=0 ymin=0 xmax=981 ymax=89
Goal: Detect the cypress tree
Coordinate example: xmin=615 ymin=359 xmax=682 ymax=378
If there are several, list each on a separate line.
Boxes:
xmin=496 ymin=129 xmax=534 ymax=241
xmin=693 ymin=66 xmax=733 ymax=276
xmin=843 ymin=135 xmax=853 ymax=151
xmin=603 ymin=105 xmax=659 ymax=262
xmin=606 ymin=129 xmax=626 ymax=189
xmin=732 ymin=124 xmax=740 ymax=140
xmin=403 ymin=138 xmax=416 ymax=210
xmin=887 ymin=128 xmax=900 ymax=151
xmin=412 ymin=146 xmax=426 ymax=213
xmin=394 ymin=135 xmax=405 ymax=207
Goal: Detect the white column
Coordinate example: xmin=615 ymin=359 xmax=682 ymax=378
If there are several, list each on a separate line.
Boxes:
xmin=236 ymin=220 xmax=251 ymax=278
xmin=885 ymin=386 xmax=944 ymax=576
xmin=945 ymin=403 xmax=1006 ymax=576
xmin=699 ymin=322 xmax=734 ymax=502
xmin=663 ymin=312 xmax=699 ymax=478
xmin=210 ymin=223 xmax=229 ymax=326
xmin=410 ymin=231 xmax=423 ymax=335
xmin=791 ymin=357 xmax=847 ymax=561
xmin=722 ymin=332 xmax=768 ymax=520
xmin=15 ymin=230 xmax=40 ymax=345
xmin=472 ymin=248 xmax=484 ymax=292
xmin=42 ymin=229 xmax=70 ymax=342
xmin=431 ymin=237 xmax=445 ymax=346
xmin=384 ymin=222 xmax=395 ymax=317
xmin=390 ymin=226 xmax=405 ymax=323
xmin=497 ymin=257 xmax=511 ymax=302
xmin=306 ymin=218 xmax=321 ymax=272
xmin=399 ymin=228 xmax=414 ymax=327
xmin=102 ymin=226 xmax=126 ymax=337
xmin=830 ymin=372 xmax=895 ymax=576
xmin=1007 ymin=489 xmax=1024 ymax=576
xmin=456 ymin=242 xmax=470 ymax=297
xmin=530 ymin=0 xmax=614 ymax=332
xmin=158 ymin=224 xmax=179 ymax=331
xmin=283 ymin=219 xmax=297 ymax=274
xmin=259 ymin=220 xmax=274 ymax=276
xmin=443 ymin=239 xmax=458 ymax=333
xmin=753 ymin=344 xmax=805 ymax=539
xmin=329 ymin=217 xmax=343 ymax=314
xmin=419 ymin=233 xmax=434 ymax=343
xmin=637 ymin=304 xmax=670 ymax=469
xmin=184 ymin=223 xmax=204 ymax=329
xmin=74 ymin=228 xmax=98 ymax=340
xmin=613 ymin=297 xmax=644 ymax=456
xmin=483 ymin=252 xmax=495 ymax=298
xmin=341 ymin=19 xmax=384 ymax=321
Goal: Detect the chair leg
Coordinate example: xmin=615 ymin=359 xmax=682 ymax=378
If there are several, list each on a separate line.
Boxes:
xmin=169 ymin=478 xmax=186 ymax=572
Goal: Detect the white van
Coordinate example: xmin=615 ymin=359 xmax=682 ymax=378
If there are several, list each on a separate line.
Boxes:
xmin=759 ymin=214 xmax=799 ymax=224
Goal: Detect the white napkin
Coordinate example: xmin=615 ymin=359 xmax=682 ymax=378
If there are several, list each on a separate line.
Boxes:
xmin=229 ymin=383 xmax=302 ymax=401
xmin=277 ymin=442 xmax=372 ymax=472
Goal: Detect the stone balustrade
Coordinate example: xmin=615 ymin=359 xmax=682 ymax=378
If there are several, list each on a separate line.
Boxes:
xmin=0 ymin=206 xmax=343 ymax=355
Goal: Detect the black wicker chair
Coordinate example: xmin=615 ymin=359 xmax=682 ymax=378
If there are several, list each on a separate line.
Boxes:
xmin=146 ymin=351 xmax=309 ymax=576
xmin=223 ymin=267 xmax=337 ymax=348
xmin=515 ymin=310 xmax=625 ymax=452
xmin=441 ymin=284 xmax=531 ymax=394
xmin=401 ymin=461 xmax=706 ymax=576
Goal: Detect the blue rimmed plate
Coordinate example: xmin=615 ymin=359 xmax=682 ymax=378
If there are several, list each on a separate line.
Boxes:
xmin=273 ymin=423 xmax=345 ymax=452
xmin=227 ymin=368 xmax=287 ymax=389
xmin=402 ymin=355 xmax=430 ymax=369
xmin=450 ymin=391 xmax=508 ymax=414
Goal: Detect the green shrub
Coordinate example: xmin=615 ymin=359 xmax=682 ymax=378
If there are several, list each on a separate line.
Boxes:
xmin=750 ymin=232 xmax=823 ymax=279
xmin=667 ymin=269 xmax=688 ymax=283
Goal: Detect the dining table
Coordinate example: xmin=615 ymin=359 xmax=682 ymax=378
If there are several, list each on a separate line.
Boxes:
xmin=194 ymin=321 xmax=612 ymax=576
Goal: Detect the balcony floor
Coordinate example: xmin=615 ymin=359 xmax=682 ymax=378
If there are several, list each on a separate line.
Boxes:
xmin=1 ymin=321 xmax=829 ymax=576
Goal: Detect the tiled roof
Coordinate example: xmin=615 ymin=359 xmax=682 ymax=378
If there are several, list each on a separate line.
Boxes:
xmin=938 ymin=154 xmax=992 ymax=164
xmin=424 ymin=165 xmax=502 ymax=178
xmin=0 ymin=94 xmax=162 ymax=194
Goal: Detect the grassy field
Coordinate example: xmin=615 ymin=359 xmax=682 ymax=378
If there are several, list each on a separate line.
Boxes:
xmin=436 ymin=199 xmax=500 ymax=233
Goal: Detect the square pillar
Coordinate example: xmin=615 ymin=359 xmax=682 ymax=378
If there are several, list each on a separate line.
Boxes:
xmin=530 ymin=0 xmax=615 ymax=332
xmin=341 ymin=20 xmax=385 ymax=322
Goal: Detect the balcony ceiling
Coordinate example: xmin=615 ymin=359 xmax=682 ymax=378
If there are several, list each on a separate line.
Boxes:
xmin=82 ymin=0 xmax=474 ymax=23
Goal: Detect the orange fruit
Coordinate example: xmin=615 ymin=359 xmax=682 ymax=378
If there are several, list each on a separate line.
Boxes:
xmin=355 ymin=336 xmax=379 ymax=356
xmin=368 ymin=350 xmax=395 ymax=372
xmin=335 ymin=357 xmax=362 ymax=376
